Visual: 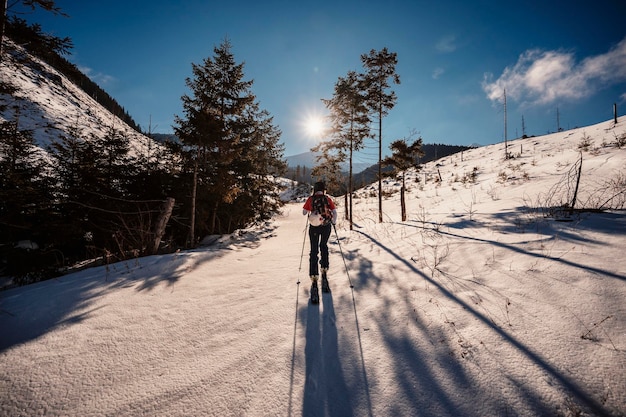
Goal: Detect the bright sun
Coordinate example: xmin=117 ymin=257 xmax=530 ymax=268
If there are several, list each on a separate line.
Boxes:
xmin=301 ymin=114 xmax=326 ymax=139
xmin=298 ymin=106 xmax=328 ymax=140
xmin=304 ymin=116 xmax=325 ymax=138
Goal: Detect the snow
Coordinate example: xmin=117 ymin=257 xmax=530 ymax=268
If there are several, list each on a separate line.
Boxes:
xmin=2 ymin=117 xmax=626 ymax=416
xmin=1 ymin=36 xmax=626 ymax=417
xmin=0 ymin=40 xmax=156 ymax=157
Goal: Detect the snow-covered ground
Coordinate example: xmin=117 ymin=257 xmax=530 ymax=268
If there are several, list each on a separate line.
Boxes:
xmin=1 ymin=117 xmax=625 ymax=416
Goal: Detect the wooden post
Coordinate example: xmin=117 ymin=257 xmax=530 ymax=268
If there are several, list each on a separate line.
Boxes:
xmin=614 ymin=103 xmax=618 ymax=124
xmin=504 ymin=89 xmax=508 ymax=159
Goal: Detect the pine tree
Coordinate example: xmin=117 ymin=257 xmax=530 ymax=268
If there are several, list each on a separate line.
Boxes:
xmin=96 ymin=125 xmax=134 ymax=197
xmin=0 ymin=120 xmax=44 ymax=238
xmin=322 ymin=70 xmax=370 ymax=230
xmin=46 ymin=120 xmax=93 ymax=260
xmin=382 ymin=134 xmax=424 ymax=221
xmin=174 ymin=38 xmax=284 ymax=244
xmin=1 ymin=0 xmax=66 ymax=63
xmin=311 ymin=140 xmax=345 ymax=194
xmin=0 ymin=120 xmax=54 ymax=279
xmin=229 ymin=102 xmax=286 ymax=227
xmin=361 ymin=48 xmax=400 ymax=223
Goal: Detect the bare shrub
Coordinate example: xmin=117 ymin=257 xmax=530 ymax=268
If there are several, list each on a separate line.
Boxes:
xmin=486 ymin=184 xmax=500 ymax=201
xmin=580 ymin=170 xmax=626 ymax=210
xmin=577 ymin=132 xmax=593 ymax=151
xmin=614 ymin=132 xmax=626 ymax=148
xmin=531 ymin=153 xmax=625 ymax=217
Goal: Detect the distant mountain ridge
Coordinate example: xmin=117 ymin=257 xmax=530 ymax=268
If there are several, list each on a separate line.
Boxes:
xmin=285 ymin=151 xmax=371 ymax=173
xmin=284 ymin=143 xmax=476 ymax=189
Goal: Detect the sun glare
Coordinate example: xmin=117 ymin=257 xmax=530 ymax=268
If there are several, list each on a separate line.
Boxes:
xmin=305 ymin=116 xmax=325 ymax=138
xmin=298 ymin=106 xmax=328 ymax=142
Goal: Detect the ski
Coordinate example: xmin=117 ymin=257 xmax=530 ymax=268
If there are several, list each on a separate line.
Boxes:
xmin=321 ymin=271 xmax=330 ymax=293
xmin=310 ymin=281 xmax=320 ymax=304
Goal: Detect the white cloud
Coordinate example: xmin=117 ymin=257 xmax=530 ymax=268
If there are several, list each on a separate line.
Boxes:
xmin=482 ymin=37 xmax=626 ymax=106
xmin=432 ymin=67 xmax=445 ymax=79
xmin=79 ymin=66 xmax=117 ymax=86
xmin=435 ymin=35 xmax=457 ymax=53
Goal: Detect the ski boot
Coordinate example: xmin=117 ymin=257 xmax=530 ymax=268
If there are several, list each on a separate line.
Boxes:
xmin=310 ymin=275 xmax=320 ymax=304
xmin=321 ymin=268 xmax=330 ymax=293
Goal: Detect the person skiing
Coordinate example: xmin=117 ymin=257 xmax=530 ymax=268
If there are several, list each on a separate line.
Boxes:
xmin=303 ymin=181 xmax=337 ymax=299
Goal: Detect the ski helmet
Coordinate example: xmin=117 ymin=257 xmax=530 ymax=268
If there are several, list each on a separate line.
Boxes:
xmin=313 ymin=181 xmax=326 ymax=193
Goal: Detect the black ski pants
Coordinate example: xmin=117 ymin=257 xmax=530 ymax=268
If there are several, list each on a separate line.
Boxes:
xmin=309 ymin=223 xmax=332 ymax=276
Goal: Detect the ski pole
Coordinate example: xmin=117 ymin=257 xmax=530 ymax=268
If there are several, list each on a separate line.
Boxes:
xmin=333 ymin=223 xmax=354 ymax=288
xmin=298 ymin=215 xmax=309 ymax=275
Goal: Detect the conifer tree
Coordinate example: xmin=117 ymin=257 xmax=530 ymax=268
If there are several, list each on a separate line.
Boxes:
xmin=174 ymin=38 xmax=284 ymax=243
xmin=47 ymin=123 xmax=136 ymax=259
xmin=361 ymin=48 xmax=400 ymax=223
xmin=229 ymin=102 xmax=286 ymax=227
xmin=0 ymin=120 xmax=54 ymax=279
xmin=382 ymin=134 xmax=424 ymax=221
xmin=1 ymin=0 xmax=66 ymax=63
xmin=0 ymin=120 xmax=46 ymax=239
xmin=46 ymin=120 xmax=92 ymax=259
xmin=311 ymin=140 xmax=345 ymax=195
xmin=92 ymin=125 xmax=132 ymax=198
xmin=322 ymin=70 xmax=370 ymax=230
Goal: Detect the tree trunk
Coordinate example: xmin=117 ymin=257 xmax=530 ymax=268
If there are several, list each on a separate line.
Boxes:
xmin=189 ymin=155 xmax=198 ymax=248
xmin=570 ymin=153 xmax=583 ymax=212
xmin=210 ymin=199 xmax=219 ymax=234
xmin=400 ymin=175 xmax=406 ymax=221
xmin=349 ymin=138 xmax=354 ymax=230
xmin=150 ymin=197 xmax=175 ymax=254
xmin=0 ymin=0 xmax=7 ymax=64
xmin=378 ymin=106 xmax=383 ymax=223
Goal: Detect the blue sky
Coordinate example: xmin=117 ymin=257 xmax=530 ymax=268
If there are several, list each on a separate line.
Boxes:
xmin=18 ymin=0 xmax=626 ymax=161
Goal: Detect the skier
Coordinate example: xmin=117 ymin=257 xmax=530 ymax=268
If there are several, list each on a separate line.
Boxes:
xmin=303 ymin=181 xmax=337 ymax=299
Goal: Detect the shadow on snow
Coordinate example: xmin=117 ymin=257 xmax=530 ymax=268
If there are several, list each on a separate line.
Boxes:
xmin=0 ymin=223 xmax=277 ymax=352
xmin=348 ymin=211 xmax=617 ymax=416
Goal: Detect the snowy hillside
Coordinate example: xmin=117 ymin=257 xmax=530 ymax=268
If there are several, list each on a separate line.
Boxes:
xmin=0 ymin=40 xmax=157 ymax=157
xmin=1 ymin=116 xmax=625 ymax=416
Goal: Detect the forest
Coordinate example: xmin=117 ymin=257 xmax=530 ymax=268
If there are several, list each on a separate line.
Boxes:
xmin=0 ymin=18 xmax=287 ymax=284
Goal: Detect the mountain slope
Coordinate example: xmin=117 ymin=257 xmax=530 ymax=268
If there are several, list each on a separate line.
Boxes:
xmin=0 ymin=39 xmax=156 ymax=156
